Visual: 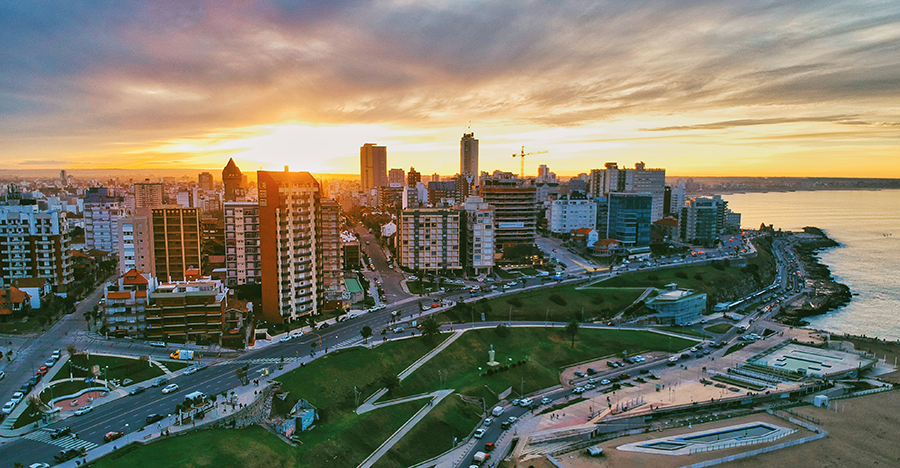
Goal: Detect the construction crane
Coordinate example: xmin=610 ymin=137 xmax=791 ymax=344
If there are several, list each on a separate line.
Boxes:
xmin=512 ymin=146 xmax=548 ymax=178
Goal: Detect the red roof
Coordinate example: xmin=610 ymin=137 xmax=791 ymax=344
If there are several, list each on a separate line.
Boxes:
xmin=106 ymin=291 xmax=132 ymax=300
xmin=0 ymin=287 xmax=30 ymax=315
xmin=573 ymin=228 xmax=594 ymax=235
xmin=122 ymin=269 xmax=149 ymax=286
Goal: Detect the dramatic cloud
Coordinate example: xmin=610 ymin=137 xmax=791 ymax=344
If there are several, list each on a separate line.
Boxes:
xmin=0 ymin=0 xmax=899 ymax=175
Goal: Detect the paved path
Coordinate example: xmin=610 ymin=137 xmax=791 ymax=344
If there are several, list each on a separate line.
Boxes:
xmin=356 ymin=389 xmax=454 ymax=468
xmin=357 ymin=391 xmax=437 ymax=415
xmin=398 ymin=330 xmax=464 ymax=381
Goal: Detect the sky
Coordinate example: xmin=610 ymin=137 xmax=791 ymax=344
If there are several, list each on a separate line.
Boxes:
xmin=1 ymin=0 xmax=899 ymax=178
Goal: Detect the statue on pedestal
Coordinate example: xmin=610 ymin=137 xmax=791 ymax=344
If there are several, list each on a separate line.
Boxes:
xmin=487 ymin=344 xmax=499 ymax=366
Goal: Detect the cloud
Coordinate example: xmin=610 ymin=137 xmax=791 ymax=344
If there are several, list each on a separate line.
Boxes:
xmin=640 ymin=115 xmax=864 ymax=131
xmin=18 ymin=159 xmax=71 ymax=166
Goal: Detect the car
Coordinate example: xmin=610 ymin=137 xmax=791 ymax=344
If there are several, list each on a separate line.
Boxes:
xmin=149 ymin=341 xmax=167 ymax=347
xmin=635 ymin=355 xmax=646 ymax=362
xmin=0 ymin=370 xmax=4 ymax=381
xmin=44 ymin=358 xmax=56 ymax=367
xmin=279 ymin=335 xmax=292 ymax=343
xmin=572 ymin=387 xmax=585 ymax=394
xmin=27 ymin=376 xmax=38 ymax=387
xmin=53 ymin=448 xmax=86 ymax=463
xmin=183 ymin=366 xmax=198 ymax=375
xmin=619 ymin=373 xmax=631 ymax=380
xmin=501 ymin=421 xmax=511 ymax=430
xmin=318 ymin=322 xmax=330 ymax=330
xmin=2 ymin=401 xmax=15 ymax=414
xmin=474 ymin=428 xmax=486 ymax=439
xmin=392 ymin=326 xmax=406 ymax=334
xmin=520 ymin=398 xmax=533 ymax=406
xmin=612 ymin=361 xmax=621 ymax=368
xmin=484 ymin=442 xmax=496 ymax=452
xmin=600 ymin=379 xmax=611 ymax=385
xmin=337 ymin=315 xmax=349 ymax=322
xmin=690 ymin=346 xmax=699 ymax=352
xmin=408 ymin=276 xmax=418 ymax=281
xmin=29 ymin=463 xmax=50 ymax=468
xmin=146 ymin=413 xmax=165 ymax=424
xmin=153 ymin=377 xmax=168 ymax=387
xmin=587 ymin=368 xmax=597 ymax=375
xmin=574 ymin=371 xmax=585 ymax=378
xmin=483 ymin=417 xmax=493 ymax=426
xmin=680 ymin=353 xmax=691 ymax=360
xmin=129 ymin=386 xmax=146 ymax=396
xmin=492 ymin=406 xmax=504 ymax=416
xmin=74 ymin=406 xmax=93 ymax=416
xmin=512 ymin=398 xmax=522 ymax=406
xmin=290 ymin=330 xmax=304 ymax=339
xmin=606 ymin=361 xmax=617 ymax=368
xmin=541 ymin=397 xmax=552 ymax=405
xmin=507 ymin=416 xmax=518 ymax=424
xmin=162 ymin=384 xmax=179 ymax=394
xmin=639 ymin=369 xmax=650 ymax=374
xmin=583 ymin=383 xmax=596 ymax=390
xmin=10 ymin=391 xmax=24 ymax=405
xmin=347 ymin=313 xmax=358 ymax=320
xmin=104 ymin=431 xmax=124 ymax=442
xmin=51 ymin=349 xmax=61 ymax=360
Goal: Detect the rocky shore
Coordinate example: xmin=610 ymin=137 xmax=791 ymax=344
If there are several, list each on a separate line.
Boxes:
xmin=775 ymin=227 xmax=852 ymax=326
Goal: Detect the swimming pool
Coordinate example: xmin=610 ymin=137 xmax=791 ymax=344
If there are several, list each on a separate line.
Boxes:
xmin=679 ymin=424 xmax=776 ymax=443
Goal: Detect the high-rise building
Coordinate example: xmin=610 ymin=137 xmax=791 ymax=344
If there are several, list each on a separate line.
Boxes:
xmin=360 ymin=143 xmax=388 ymax=192
xmin=151 ymin=206 xmax=201 ymax=282
xmin=318 ymin=199 xmax=343 ymax=298
xmin=428 ymin=181 xmax=458 ymax=205
xmin=464 ymin=196 xmax=494 ymax=275
xmin=407 ymin=167 xmax=421 ymax=187
xmin=588 ymin=162 xmax=666 ymax=221
xmin=605 ymin=192 xmax=652 ymax=247
xmin=548 ymin=194 xmax=597 ymax=234
xmin=680 ymin=196 xmax=727 ymax=246
xmin=258 ymin=169 xmax=338 ymax=324
xmin=398 ymin=206 xmax=461 ymax=272
xmin=378 ymin=185 xmax=404 ymax=211
xmin=198 ymin=172 xmax=214 ymax=191
xmin=0 ymin=205 xmax=73 ymax=294
xmin=223 ymin=158 xmax=245 ymax=202
xmin=460 ymin=131 xmax=479 ymax=179
xmin=117 ymin=208 xmax=153 ymax=275
xmin=223 ymin=201 xmax=260 ymax=286
xmin=84 ymin=187 xmax=125 ymax=253
xmin=134 ymin=180 xmax=165 ymax=208
xmin=432 ymin=173 xmax=441 ymax=183
xmin=59 ymin=170 xmax=67 ymax=186
xmin=480 ymin=174 xmax=537 ymax=250
xmin=388 ymin=168 xmax=406 ymax=186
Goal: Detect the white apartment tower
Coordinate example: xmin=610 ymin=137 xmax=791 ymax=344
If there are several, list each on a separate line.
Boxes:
xmin=398 ymin=207 xmax=462 ymax=272
xmin=548 ymin=195 xmax=597 ymax=233
xmin=223 ymin=201 xmax=261 ymax=286
xmin=0 ymin=205 xmax=73 ymax=295
xmin=464 ymin=196 xmax=495 ymax=274
xmin=588 ymin=162 xmax=666 ymax=221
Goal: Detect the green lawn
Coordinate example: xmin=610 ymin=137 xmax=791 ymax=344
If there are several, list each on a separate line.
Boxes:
xmin=51 ymin=354 xmax=165 ymax=384
xmin=373 ymin=395 xmax=483 ymax=468
xmin=0 ymin=316 xmax=45 ymax=334
xmin=600 ymin=238 xmax=777 ymax=307
xmin=39 ymin=379 xmax=94 ymax=403
xmin=89 ymin=426 xmax=297 ymax=468
xmin=724 ymin=342 xmax=751 ymax=356
xmin=163 ymin=360 xmax=191 ymax=372
xmin=391 ymin=327 xmax=696 ymax=404
xmin=12 ymin=402 xmax=47 ymax=429
xmin=705 ymin=324 xmax=733 ymax=334
xmin=442 ymin=285 xmax=643 ymax=324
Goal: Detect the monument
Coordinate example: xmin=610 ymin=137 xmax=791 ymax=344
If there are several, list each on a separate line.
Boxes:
xmin=487 ymin=344 xmax=500 ymax=366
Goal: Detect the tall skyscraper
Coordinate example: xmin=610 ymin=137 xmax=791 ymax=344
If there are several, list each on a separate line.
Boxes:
xmin=319 ymin=199 xmax=343 ymax=296
xmin=464 ymin=196 xmax=495 ymax=275
xmin=134 ymin=180 xmax=165 ymax=208
xmin=151 ymin=206 xmax=201 ymax=282
xmin=606 ymin=192 xmax=652 ymax=248
xmin=258 ymin=169 xmax=342 ymax=324
xmin=198 ymin=172 xmax=214 ymax=191
xmin=59 ymin=170 xmax=67 ymax=186
xmin=398 ymin=206 xmax=461 ymax=272
xmin=360 ymin=143 xmax=388 ymax=192
xmin=460 ymin=131 xmax=479 ymax=179
xmin=223 ymin=158 xmax=244 ymax=202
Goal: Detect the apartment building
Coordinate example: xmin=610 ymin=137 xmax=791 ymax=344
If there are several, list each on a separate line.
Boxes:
xmin=588 ymin=162 xmax=666 ymax=221
xmin=84 ymin=192 xmax=125 ymax=253
xmin=398 ymin=206 xmax=462 ymax=272
xmin=480 ymin=174 xmax=537 ymax=250
xmin=102 ymin=268 xmax=157 ymax=337
xmin=0 ymin=205 xmax=73 ymax=295
xmin=117 ymin=208 xmax=153 ymax=275
xmin=134 ymin=180 xmax=165 ymax=208
xmin=464 ymin=196 xmax=495 ymax=275
xmin=680 ymin=196 xmax=727 ymax=247
xmin=223 ymin=201 xmax=260 ymax=286
xmin=319 ymin=199 xmax=343 ymax=299
xmin=360 ymin=143 xmax=388 ymax=192
xmin=548 ymin=195 xmax=597 ymax=234
xmin=151 ymin=206 xmax=202 ymax=282
xmin=144 ymin=275 xmax=227 ymax=342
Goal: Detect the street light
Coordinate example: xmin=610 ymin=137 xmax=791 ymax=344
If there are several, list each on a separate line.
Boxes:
xmin=124 ymin=423 xmax=129 ymax=445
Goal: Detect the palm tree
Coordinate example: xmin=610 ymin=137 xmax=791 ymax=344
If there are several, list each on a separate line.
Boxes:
xmin=566 ymin=316 xmax=579 ymax=349
xmin=360 ymin=326 xmax=373 ymax=344
xmin=421 ymin=318 xmax=441 ymax=341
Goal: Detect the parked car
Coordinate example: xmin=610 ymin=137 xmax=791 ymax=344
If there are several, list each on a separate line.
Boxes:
xmin=572 ymin=387 xmax=585 ymax=394
xmin=47 ymin=426 xmax=71 ymax=439
xmin=53 ymin=448 xmax=86 ymax=463
xmin=519 ymin=398 xmax=533 ymax=407
xmin=149 ymin=341 xmax=166 ymax=348
xmin=74 ymin=406 xmax=93 ymax=416
xmin=129 ymin=386 xmax=146 ymax=396
xmin=162 ymin=384 xmax=179 ymax=394
xmin=153 ymin=377 xmax=168 ymax=387
xmin=0 ymin=370 xmax=4 ymax=381
xmin=541 ymin=397 xmax=552 ymax=405
xmin=474 ymin=428 xmax=486 ymax=439
xmin=600 ymin=379 xmax=611 ymax=385
xmin=1 ymin=401 xmax=16 ymax=414
xmin=279 ymin=335 xmax=292 ymax=343
xmin=574 ymin=371 xmax=585 ymax=378
xmin=483 ymin=417 xmax=493 ymax=426
xmin=586 ymin=368 xmax=597 ymax=375
xmin=10 ymin=392 xmax=24 ymax=405
xmin=492 ymin=406 xmax=504 ymax=416
xmin=51 ymin=350 xmax=61 ymax=360
xmin=512 ymin=398 xmax=521 ymax=406
xmin=44 ymin=358 xmax=56 ymax=367
xmin=146 ymin=413 xmax=165 ymax=424
xmin=103 ymin=431 xmax=124 ymax=443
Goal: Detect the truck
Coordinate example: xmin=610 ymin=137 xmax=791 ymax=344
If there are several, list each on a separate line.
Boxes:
xmin=473 ymin=451 xmax=490 ymax=464
xmin=170 ymin=349 xmax=196 ymax=360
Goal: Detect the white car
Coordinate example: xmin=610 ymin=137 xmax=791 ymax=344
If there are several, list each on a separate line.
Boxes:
xmin=149 ymin=341 xmax=166 ymax=348
xmin=74 ymin=406 xmax=93 ymax=416
xmin=0 ymin=370 xmax=4 ymax=381
xmin=492 ymin=406 xmax=504 ymax=416
xmin=289 ymin=331 xmax=304 ymax=339
xmin=183 ymin=366 xmax=198 ymax=376
xmin=519 ymin=398 xmax=533 ymax=407
xmin=2 ymin=401 xmax=15 ymax=414
xmin=474 ymin=428 xmax=486 ymax=439
xmin=30 ymin=463 xmax=51 ymax=468
xmin=541 ymin=397 xmax=552 ymax=405
xmin=483 ymin=417 xmax=493 ymax=426
xmin=10 ymin=392 xmax=24 ymax=405
xmin=573 ymin=387 xmax=586 ymax=394
xmin=347 ymin=313 xmax=358 ymax=319
xmin=162 ymin=384 xmax=179 ymax=394
xmin=51 ymin=350 xmax=61 ymax=360
xmin=600 ymin=379 xmax=611 ymax=385
xmin=279 ymin=335 xmax=292 ymax=343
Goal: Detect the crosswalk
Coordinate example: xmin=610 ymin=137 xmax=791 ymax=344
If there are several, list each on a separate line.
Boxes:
xmin=23 ymin=430 xmax=98 ymax=451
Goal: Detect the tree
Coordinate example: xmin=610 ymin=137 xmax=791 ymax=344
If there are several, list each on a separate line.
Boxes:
xmin=566 ymin=316 xmax=579 ymax=349
xmin=421 ymin=318 xmax=441 ymax=341
xmin=66 ymin=345 xmax=78 ymax=357
xmin=360 ymin=326 xmax=373 ymax=344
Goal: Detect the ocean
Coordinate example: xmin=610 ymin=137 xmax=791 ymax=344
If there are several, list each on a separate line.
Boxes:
xmin=723 ymin=189 xmax=900 ymax=341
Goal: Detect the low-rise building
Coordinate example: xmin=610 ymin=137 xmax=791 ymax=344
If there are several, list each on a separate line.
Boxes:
xmin=102 ymin=269 xmax=158 ymax=337
xmin=645 ymin=284 xmax=706 ymax=325
xmin=145 ymin=275 xmax=228 ymax=343
xmin=548 ymin=195 xmax=596 ymax=234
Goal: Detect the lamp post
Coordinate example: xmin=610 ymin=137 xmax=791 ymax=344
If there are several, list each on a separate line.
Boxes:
xmin=124 ymin=423 xmax=129 ymax=445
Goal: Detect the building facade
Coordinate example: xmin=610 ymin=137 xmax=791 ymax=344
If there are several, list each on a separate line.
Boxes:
xmin=548 ymin=195 xmax=597 ymax=234
xmin=223 ymin=158 xmax=245 ymax=202
xmin=134 ymin=180 xmax=165 ymax=208
xmin=605 ymin=192 xmax=652 ymax=248
xmin=388 ymin=168 xmax=406 ymax=186
xmin=464 ymin=196 xmax=495 ymax=274
xmin=680 ymin=196 xmax=727 ymax=246
xmin=588 ymin=162 xmax=666 ymax=221
xmin=151 ymin=206 xmax=202 ymax=282
xmin=645 ymin=284 xmax=707 ymax=325
xmin=428 ymin=181 xmax=458 ymax=205
xmin=398 ymin=207 xmax=462 ymax=272
xmin=198 ymin=172 xmax=214 ymax=191
xmin=144 ymin=276 xmax=227 ymax=342
xmin=117 ymin=208 xmax=153 ymax=275
xmin=84 ymin=188 xmax=126 ymax=253
xmin=223 ymin=201 xmax=260 ymax=287
xmin=0 ymin=205 xmax=73 ymax=295
xmin=360 ymin=143 xmax=388 ymax=192
xmin=460 ymin=131 xmax=479 ymax=179
xmin=480 ymin=175 xmax=537 ymax=250
xmin=318 ymin=199 xmax=343 ymax=298
xmin=102 ymin=268 xmax=157 ymax=337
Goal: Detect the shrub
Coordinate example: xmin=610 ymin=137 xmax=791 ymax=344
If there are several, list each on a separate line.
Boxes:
xmin=549 ymin=293 xmax=567 ymax=306
xmin=675 ymin=271 xmax=688 ymax=279
xmin=494 ymin=324 xmax=511 ymax=338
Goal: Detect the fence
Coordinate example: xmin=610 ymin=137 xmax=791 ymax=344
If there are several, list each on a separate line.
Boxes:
xmin=677 ymin=430 xmax=827 ymax=468
xmin=829 ymin=383 xmax=894 ymax=401
xmin=687 ymin=429 xmax=797 ymax=454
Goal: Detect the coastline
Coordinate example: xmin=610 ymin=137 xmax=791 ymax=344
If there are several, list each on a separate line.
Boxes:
xmin=775 ymin=227 xmax=852 ymax=326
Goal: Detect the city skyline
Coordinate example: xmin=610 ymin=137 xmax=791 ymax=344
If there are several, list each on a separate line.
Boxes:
xmin=2 ymin=1 xmax=899 ymax=177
